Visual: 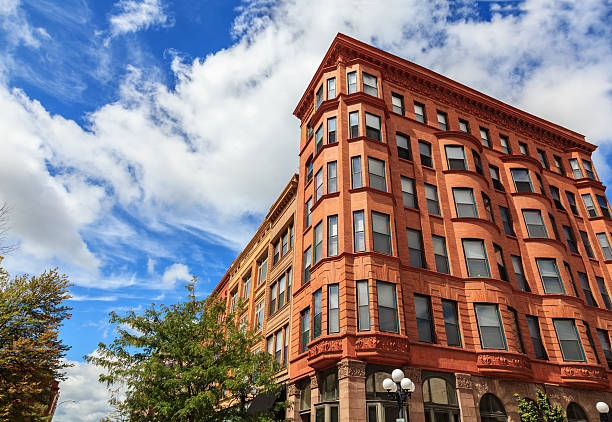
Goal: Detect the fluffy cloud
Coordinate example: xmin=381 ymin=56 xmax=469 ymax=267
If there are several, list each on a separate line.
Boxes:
xmin=109 ymin=0 xmax=170 ymax=37
xmin=161 ymin=263 xmax=192 ymax=289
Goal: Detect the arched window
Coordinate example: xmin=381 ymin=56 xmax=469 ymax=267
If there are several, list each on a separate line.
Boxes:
xmin=567 ymin=403 xmax=589 ymax=422
xmin=480 ymin=393 xmax=507 ymax=422
xmin=422 ymin=376 xmax=460 ymax=422
xmin=365 ymin=367 xmax=402 ymax=422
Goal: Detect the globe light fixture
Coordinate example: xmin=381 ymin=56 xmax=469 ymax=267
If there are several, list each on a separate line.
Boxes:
xmin=381 ymin=368 xmax=416 ymax=422
xmin=392 ymin=368 xmax=405 ymax=383
xmin=597 ymin=402 xmax=609 ymax=422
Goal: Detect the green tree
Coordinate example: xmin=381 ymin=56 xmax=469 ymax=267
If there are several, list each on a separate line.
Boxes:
xmin=515 ymin=389 xmax=566 ymax=422
xmin=0 ymin=259 xmax=73 ymax=421
xmin=87 ymin=280 xmax=283 ymax=421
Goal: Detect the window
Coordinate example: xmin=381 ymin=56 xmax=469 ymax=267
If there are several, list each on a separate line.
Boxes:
xmin=511 ymin=168 xmax=533 ymax=193
xmin=287 ymin=268 xmax=292 ymax=297
xmin=567 ymin=403 xmax=589 ymax=422
xmin=553 ymin=155 xmax=565 ymax=174
xmin=597 ymin=233 xmax=612 ymax=260
xmin=363 ymin=72 xmax=378 ymax=97
xmin=494 ymin=244 xmax=508 ymax=281
xmin=522 ymin=209 xmax=547 ymax=238
xmin=549 ymin=185 xmax=564 ymax=210
xmin=300 ymin=308 xmax=310 ymax=353
xmin=437 ymin=110 xmax=448 ymax=130
xmin=257 ymin=256 xmax=267 ymax=286
xmin=312 ymin=288 xmax=322 ymax=340
xmin=474 ymin=304 xmax=506 ymax=349
xmin=414 ymin=101 xmax=426 ymax=123
xmin=349 ymin=110 xmax=359 ymax=138
xmin=499 ymin=135 xmax=511 ymax=154
xmin=414 ymin=294 xmax=435 ymax=342
xmin=278 ymin=273 xmax=286 ymax=309
xmin=536 ymin=258 xmax=564 ymax=294
xmin=283 ymin=326 xmax=289 ymax=366
xmin=324 ymin=161 xmax=337 ymax=195
xmin=230 ymin=289 xmax=238 ymax=311
xmin=548 ymin=213 xmax=560 ymax=240
xmin=273 ymin=240 xmax=281 ymax=264
xmin=479 ymin=127 xmax=490 ymax=147
xmin=563 ymin=225 xmax=579 ymax=253
xmin=597 ymin=195 xmax=611 ymax=218
xmin=581 ymin=321 xmax=600 ymax=364
xmin=422 ymin=376 xmax=460 ymax=422
xmin=509 ymin=307 xmax=526 ymax=353
xmin=526 ymin=315 xmax=547 ymax=359
xmin=596 ymin=276 xmax=611 ymax=310
xmin=553 ymin=319 xmax=585 ymax=362
xmin=396 ymin=133 xmax=411 ymax=160
xmin=313 ymin=222 xmax=323 ymax=264
xmin=243 ymin=274 xmax=251 ymax=298
xmin=365 ymin=112 xmax=381 ymax=141
xmin=356 ymin=280 xmax=370 ymax=331
xmin=578 ymin=272 xmax=597 ymax=306
xmin=315 ymin=125 xmax=323 ymax=153
xmin=519 ymin=142 xmax=528 ymax=155
xmin=351 ymin=156 xmax=362 ymax=188
xmin=489 ymin=165 xmax=504 ymax=191
xmin=368 ymin=157 xmax=386 ymax=191
xmin=472 ymin=150 xmax=483 ymax=175
xmin=425 ymin=183 xmax=440 ymax=215
xmin=353 ymin=211 xmax=366 ymax=252
xmin=442 ymin=300 xmax=461 ymax=347
xmin=459 ymin=118 xmax=470 ymax=133
xmin=406 ymin=228 xmax=425 ymax=268
xmin=327 ymin=117 xmax=337 ymax=144
xmin=535 ymin=173 xmax=544 ymax=194
xmin=392 ymin=92 xmax=404 ymax=115
xmin=463 ymin=239 xmax=490 ymax=277
xmin=269 ymin=282 xmax=277 ymax=315
xmin=580 ymin=230 xmax=594 ymax=258
xmin=255 ymin=300 xmax=264 ymax=331
xmin=327 ymin=77 xmax=336 ymax=99
xmin=597 ymin=329 xmax=612 ymax=369
xmin=453 ymin=188 xmax=478 ymax=218
xmin=566 ymin=191 xmax=579 ymax=215
xmin=537 ymin=149 xmax=549 ymax=169
xmin=303 ymin=246 xmax=311 ymax=284
xmin=347 ymin=71 xmax=357 ymax=94
xmin=582 ymin=159 xmax=596 ymax=179
xmin=582 ymin=194 xmax=598 ymax=217
xmin=480 ymin=394 xmax=507 ymax=422
xmin=305 ymin=197 xmax=312 ymax=227
xmin=307 ymin=121 xmax=313 ymax=139
xmin=419 ymin=140 xmax=433 ymax=167
xmin=316 ymin=85 xmax=323 ymax=108
xmin=445 ymin=145 xmax=467 ymax=170
xmin=499 ymin=206 xmax=514 ymax=236
xmin=400 ymin=177 xmax=417 ymax=209
xmin=314 ymin=169 xmax=323 ymax=202
xmin=327 ymin=215 xmax=338 ymax=257
xmin=511 ymin=255 xmax=530 ymax=292
xmin=377 ymin=281 xmax=398 ymax=333
xmin=433 ymin=235 xmax=450 ymax=274
xmin=306 ymin=156 xmax=313 ymax=182
xmin=282 ymin=229 xmax=289 ymax=256
xmin=372 ymin=212 xmax=392 ymax=255
xmin=275 ymin=329 xmax=283 ymax=365
xmin=569 ymin=158 xmax=583 ymax=179
xmin=328 ymin=284 xmax=339 ymax=334
xmin=482 ymin=193 xmax=495 ymax=223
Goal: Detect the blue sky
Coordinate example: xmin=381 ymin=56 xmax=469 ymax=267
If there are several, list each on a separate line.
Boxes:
xmin=1 ymin=0 xmax=612 ymax=420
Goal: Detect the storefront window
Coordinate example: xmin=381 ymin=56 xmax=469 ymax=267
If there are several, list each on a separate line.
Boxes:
xmin=422 ymin=375 xmax=460 ymax=422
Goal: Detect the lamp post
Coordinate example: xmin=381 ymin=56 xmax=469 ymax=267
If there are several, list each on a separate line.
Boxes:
xmin=382 ymin=368 xmax=415 ymax=422
xmin=597 ymin=402 xmax=609 ymax=422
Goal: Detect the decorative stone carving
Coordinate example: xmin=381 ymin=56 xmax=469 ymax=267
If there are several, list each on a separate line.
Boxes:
xmin=337 ymin=359 xmax=366 ymax=380
xmin=287 ymin=383 xmax=300 ymax=397
xmin=455 ymin=373 xmax=473 ymax=390
xmin=310 ymin=374 xmax=319 ymax=390
xmin=307 ymin=338 xmax=343 ymax=360
xmin=560 ymin=364 xmax=607 ymax=381
xmin=477 ymin=352 xmax=531 ymax=372
xmin=402 ymin=367 xmax=422 ymax=384
xmin=355 ymin=334 xmax=410 ymax=353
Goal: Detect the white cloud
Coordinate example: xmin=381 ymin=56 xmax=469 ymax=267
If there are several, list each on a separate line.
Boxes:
xmin=109 ymin=0 xmax=170 ymax=37
xmin=147 ymin=257 xmax=156 ymax=274
xmin=161 ymin=263 xmax=192 ymax=289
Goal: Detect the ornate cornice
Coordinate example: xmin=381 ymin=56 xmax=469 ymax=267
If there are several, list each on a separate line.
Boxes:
xmin=476 ymin=351 xmax=532 ymax=380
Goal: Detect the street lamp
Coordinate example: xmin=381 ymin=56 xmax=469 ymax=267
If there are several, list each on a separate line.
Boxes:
xmin=383 ymin=368 xmax=415 ymax=422
xmin=597 ymin=402 xmax=609 ymax=422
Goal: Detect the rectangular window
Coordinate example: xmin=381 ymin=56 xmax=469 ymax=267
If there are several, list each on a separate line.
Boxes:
xmin=314 ymin=125 xmax=324 ymax=155
xmin=597 ymin=195 xmax=611 ymax=218
xmin=406 ymin=228 xmax=426 ymax=268
xmin=463 ymin=239 xmax=491 ymax=278
xmin=472 ymin=150 xmax=483 ymax=175
xmin=287 ymin=268 xmax=292 ymax=296
xmin=372 ymin=212 xmax=392 ymax=255
xmin=453 ymin=188 xmax=478 ymax=218
xmin=548 ymin=213 xmax=560 ymax=241
xmin=269 ymin=282 xmax=277 ymax=315
xmin=414 ymin=294 xmax=435 ymax=343
xmin=425 ymin=183 xmax=440 ymax=215
xmin=482 ymin=193 xmax=495 ymax=223
xmin=353 ymin=211 xmax=366 ymax=252
xmin=536 ymin=258 xmax=564 ymax=294
xmin=230 ymin=289 xmax=238 ymax=311
xmin=349 ymin=110 xmax=359 ymax=138
xmin=553 ymin=155 xmax=565 ymax=174
xmin=597 ymin=233 xmax=612 ymax=260
xmin=537 ymin=149 xmax=549 ymax=169
xmin=479 ymin=127 xmax=490 ymax=148
xmin=582 ymin=159 xmax=596 ymax=179
xmin=327 ymin=117 xmax=337 ymax=144
xmin=583 ymin=321 xmax=600 ymax=364
xmin=327 ymin=77 xmax=336 ymax=99
xmin=368 ymin=157 xmax=386 ymax=191
xmin=257 ymin=257 xmax=267 ymax=285
xmin=392 ymin=93 xmax=404 ymax=115
xmin=564 ymin=262 xmax=579 ymax=297
xmin=511 ymin=255 xmax=530 ymax=292
xmin=474 ymin=304 xmax=506 ymax=349
xmin=500 ymin=135 xmax=511 ymax=154
xmin=519 ymin=142 xmax=529 ymax=155
xmin=569 ymin=158 xmax=583 ymax=179
xmin=563 ymin=225 xmax=579 ymax=254
xmin=580 ymin=230 xmax=594 ymax=258
xmin=316 ymin=85 xmax=323 ymax=108
xmin=307 ymin=121 xmax=313 ymax=139
xmin=494 ymin=243 xmax=508 ymax=281
xmin=566 ymin=191 xmax=579 ymax=215
xmin=419 ymin=141 xmax=433 ymax=167
xmin=522 ymin=209 xmax=547 ymax=238
xmin=328 ymin=284 xmax=339 ymax=334
xmin=303 ymin=246 xmax=311 ymax=284
xmin=437 ymin=110 xmax=448 ymax=130
xmin=499 ymin=206 xmax=515 ymax=236
xmin=351 ymin=156 xmax=362 ymax=189
xmin=377 ymin=281 xmax=399 ymax=333
xmin=433 ymin=235 xmax=450 ymax=274
xmin=414 ymin=102 xmax=426 ymax=123
xmin=314 ymin=169 xmax=323 ymax=202
xmin=396 ymin=133 xmax=412 ymax=160
xmin=578 ymin=272 xmax=597 ymax=306
xmin=347 ymin=71 xmax=357 ymax=94
xmin=283 ymin=326 xmax=289 ymax=366
xmin=526 ymin=315 xmax=548 ymax=359
xmin=553 ymin=319 xmax=585 ymax=362
xmin=363 ymin=72 xmax=378 ymax=97
xmin=459 ymin=118 xmax=470 ymax=133
xmin=510 ymin=307 xmax=526 ymax=353
xmin=305 ymin=197 xmax=312 ymax=227
xmin=597 ymin=329 xmax=612 ymax=369
xmin=327 ymin=215 xmax=338 ymax=257
xmin=243 ymin=274 xmax=251 ymax=298
xmin=443 ymin=299 xmax=461 ymax=347
xmin=535 ymin=173 xmax=544 ymax=194
xmin=356 ymin=280 xmax=370 ymax=331
xmin=278 ymin=273 xmax=286 ymax=309
xmin=327 ymin=161 xmax=337 ymax=194
xmin=273 ymin=240 xmax=281 ymax=264
xmin=275 ymin=329 xmax=283 ymax=364
xmin=282 ymin=230 xmax=288 ymax=256
xmin=314 ymin=222 xmax=323 ymax=264
xmin=300 ymin=308 xmax=310 ymax=353
xmin=445 ymin=145 xmax=467 ymax=170
xmin=549 ymin=186 xmax=564 ymax=210
xmin=582 ymin=194 xmax=598 ymax=217
xmin=313 ymin=288 xmax=322 ymax=339
xmin=489 ymin=165 xmax=504 ymax=191
xmin=255 ymin=300 xmax=264 ymax=331
xmin=511 ymin=168 xmax=533 ymax=193
xmin=596 ymin=276 xmax=611 ymax=310
xmin=365 ymin=112 xmax=381 ymax=141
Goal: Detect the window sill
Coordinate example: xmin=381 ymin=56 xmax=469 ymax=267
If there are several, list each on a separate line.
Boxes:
xmin=428 ymin=213 xmax=444 ymax=221
xmin=493 ymin=188 xmax=506 ymax=195
xmin=348 ymin=186 xmax=395 ymax=202
xmin=398 ymin=157 xmax=414 ymax=165
xmin=403 ymin=205 xmax=420 ymax=213
xmin=302 ymin=224 xmax=312 ymax=236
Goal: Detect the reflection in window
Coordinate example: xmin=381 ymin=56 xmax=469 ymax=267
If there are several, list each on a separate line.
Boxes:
xmin=479 ymin=394 xmax=507 ymax=422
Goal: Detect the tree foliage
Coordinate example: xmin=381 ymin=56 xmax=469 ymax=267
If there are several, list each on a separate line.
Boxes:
xmin=87 ymin=280 xmax=283 ymax=421
xmin=0 ymin=259 xmax=73 ymax=421
xmin=515 ymin=390 xmax=566 ymax=422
